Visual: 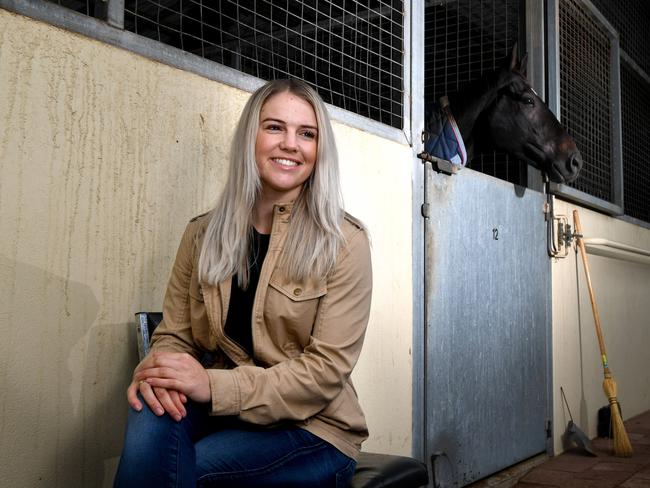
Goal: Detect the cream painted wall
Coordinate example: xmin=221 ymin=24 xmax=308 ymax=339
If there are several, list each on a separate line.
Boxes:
xmin=0 ymin=9 xmax=413 ymax=487
xmin=551 ymin=199 xmax=650 ymax=454
xmin=336 ymin=127 xmax=413 ymax=455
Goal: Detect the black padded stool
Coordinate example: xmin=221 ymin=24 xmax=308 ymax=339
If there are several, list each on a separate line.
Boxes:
xmin=351 ymin=452 xmax=428 ymax=487
xmin=135 ymin=313 xmax=429 ymax=487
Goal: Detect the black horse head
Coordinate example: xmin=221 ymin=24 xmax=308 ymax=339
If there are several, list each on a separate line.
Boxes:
xmin=448 ymin=46 xmax=583 ymax=184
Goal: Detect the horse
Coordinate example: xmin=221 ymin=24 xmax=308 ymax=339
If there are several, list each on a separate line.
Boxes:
xmin=425 ymin=46 xmax=583 ymax=184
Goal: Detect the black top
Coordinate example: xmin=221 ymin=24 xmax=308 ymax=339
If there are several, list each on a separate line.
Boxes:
xmin=223 ymin=229 xmax=270 ymax=356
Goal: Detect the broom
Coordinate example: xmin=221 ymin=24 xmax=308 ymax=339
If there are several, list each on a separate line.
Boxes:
xmin=573 ymin=210 xmax=633 ymax=457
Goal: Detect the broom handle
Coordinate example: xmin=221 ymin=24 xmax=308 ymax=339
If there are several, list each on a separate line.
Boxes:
xmin=573 ymin=210 xmax=611 ymax=375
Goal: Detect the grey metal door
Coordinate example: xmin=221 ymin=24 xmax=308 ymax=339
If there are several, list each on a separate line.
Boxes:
xmin=424 ymin=166 xmax=550 ymax=487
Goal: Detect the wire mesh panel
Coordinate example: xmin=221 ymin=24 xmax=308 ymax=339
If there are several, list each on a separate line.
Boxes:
xmin=42 ymin=0 xmax=99 ymax=16
xmin=424 ymin=0 xmax=523 ymax=184
xmin=122 ymin=0 xmax=404 ymax=129
xmin=589 ymin=0 xmax=650 ymax=77
xmin=620 ymin=61 xmax=650 ymax=223
xmin=587 ymin=0 xmax=650 ymax=223
xmin=558 ymin=0 xmax=613 ymax=202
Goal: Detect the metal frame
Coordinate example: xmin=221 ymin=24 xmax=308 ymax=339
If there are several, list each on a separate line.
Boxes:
xmin=0 ymin=0 xmax=410 ymax=145
xmin=402 ymin=0 xmax=414 ymax=148
xmin=106 ymin=0 xmax=124 ymax=29
xmin=526 ymin=0 xmax=555 ymax=456
xmin=525 ymin=0 xmax=545 ymax=193
xmin=619 ymin=49 xmax=650 ymax=226
xmin=621 ymin=50 xmax=650 ymax=87
xmin=410 ymin=0 xmax=426 ymax=464
xmin=620 ymin=214 xmax=650 ymax=231
xmin=546 ymin=0 xmax=624 ymax=216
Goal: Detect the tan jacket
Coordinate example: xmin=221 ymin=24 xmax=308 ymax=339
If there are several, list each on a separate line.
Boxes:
xmin=150 ymin=203 xmax=372 ymax=459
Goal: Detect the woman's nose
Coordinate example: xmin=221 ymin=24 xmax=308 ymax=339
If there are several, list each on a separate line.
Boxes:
xmin=280 ymin=131 xmax=298 ymax=151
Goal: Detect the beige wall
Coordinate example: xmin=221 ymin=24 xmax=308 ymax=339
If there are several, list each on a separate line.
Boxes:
xmin=551 ymin=199 xmax=650 ymax=454
xmin=0 ymin=10 xmax=413 ymax=487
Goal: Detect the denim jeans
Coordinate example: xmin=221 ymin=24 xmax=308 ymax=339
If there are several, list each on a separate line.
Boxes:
xmin=113 ymin=396 xmax=356 ymax=487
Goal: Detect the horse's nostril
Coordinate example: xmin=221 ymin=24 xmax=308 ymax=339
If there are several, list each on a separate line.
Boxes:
xmin=562 ymin=152 xmax=583 ymax=183
xmin=569 ymin=152 xmax=583 ymax=172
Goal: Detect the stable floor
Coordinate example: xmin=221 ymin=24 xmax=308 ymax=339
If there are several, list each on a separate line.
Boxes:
xmin=514 ymin=410 xmax=650 ymax=488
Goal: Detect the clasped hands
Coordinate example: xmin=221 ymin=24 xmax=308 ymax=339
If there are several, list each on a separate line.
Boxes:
xmin=127 ymin=351 xmax=211 ymax=422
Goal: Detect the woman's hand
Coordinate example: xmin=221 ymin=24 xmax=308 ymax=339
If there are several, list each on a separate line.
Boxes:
xmin=128 ymin=380 xmax=187 ymax=421
xmin=134 ymin=351 xmax=211 ymax=404
xmin=127 ymin=353 xmax=189 ymax=421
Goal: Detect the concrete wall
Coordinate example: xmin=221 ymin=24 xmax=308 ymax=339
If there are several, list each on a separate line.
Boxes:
xmin=551 ymin=199 xmax=650 ymax=454
xmin=0 ymin=9 xmax=413 ymax=487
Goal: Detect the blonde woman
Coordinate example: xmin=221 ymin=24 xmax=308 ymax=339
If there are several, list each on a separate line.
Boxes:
xmin=114 ymin=79 xmax=372 ymax=487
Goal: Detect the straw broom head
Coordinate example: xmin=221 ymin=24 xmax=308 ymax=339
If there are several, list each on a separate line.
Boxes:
xmin=603 ymin=374 xmax=633 ymax=457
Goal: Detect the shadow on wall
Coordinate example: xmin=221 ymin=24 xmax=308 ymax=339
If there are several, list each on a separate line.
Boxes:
xmin=0 ymin=256 xmax=135 ymax=487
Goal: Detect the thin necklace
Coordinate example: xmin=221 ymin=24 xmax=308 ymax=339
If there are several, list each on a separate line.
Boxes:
xmin=249 ymin=230 xmax=262 ymax=272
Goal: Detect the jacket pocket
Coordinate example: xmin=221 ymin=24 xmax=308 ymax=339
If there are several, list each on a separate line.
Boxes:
xmin=268 ymin=275 xmax=327 ymax=302
xmin=265 ymin=276 xmax=327 ymax=348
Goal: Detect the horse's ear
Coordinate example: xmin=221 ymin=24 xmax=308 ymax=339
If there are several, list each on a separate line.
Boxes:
xmin=508 ymin=43 xmax=529 ymax=74
xmin=509 ymin=43 xmax=518 ymax=71
xmin=519 ymin=53 xmax=528 ymax=75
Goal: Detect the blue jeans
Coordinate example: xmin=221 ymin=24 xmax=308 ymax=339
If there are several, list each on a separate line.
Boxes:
xmin=114 ymin=397 xmax=356 ymax=487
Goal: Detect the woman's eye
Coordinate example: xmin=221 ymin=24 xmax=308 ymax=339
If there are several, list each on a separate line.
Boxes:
xmin=300 ymin=130 xmax=317 ymax=139
xmin=263 ymin=123 xmax=283 ymax=132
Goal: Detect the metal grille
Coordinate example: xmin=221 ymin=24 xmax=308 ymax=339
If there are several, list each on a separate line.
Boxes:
xmin=42 ymin=0 xmax=97 ymax=16
xmin=559 ymin=0 xmax=613 ymax=202
xmin=621 ymin=61 xmax=650 ymax=223
xmin=589 ymin=0 xmax=650 ymax=76
xmin=123 ymin=1 xmax=404 ymax=129
xmin=424 ymin=0 xmax=523 ymax=184
xmin=586 ymin=0 xmax=650 ymax=223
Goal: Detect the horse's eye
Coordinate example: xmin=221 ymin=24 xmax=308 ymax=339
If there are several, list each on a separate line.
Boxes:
xmin=522 ymin=96 xmax=535 ymax=105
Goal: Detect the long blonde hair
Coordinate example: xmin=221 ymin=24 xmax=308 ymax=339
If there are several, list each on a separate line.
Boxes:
xmin=199 ymin=79 xmax=345 ymax=288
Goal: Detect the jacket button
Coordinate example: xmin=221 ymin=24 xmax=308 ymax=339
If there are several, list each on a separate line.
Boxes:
xmin=278 ymin=206 xmax=286 ymax=213
xmin=293 ymin=288 xmax=302 ymax=296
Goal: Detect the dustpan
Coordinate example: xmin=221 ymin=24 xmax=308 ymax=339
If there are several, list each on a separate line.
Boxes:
xmin=561 ymin=387 xmax=597 ymax=456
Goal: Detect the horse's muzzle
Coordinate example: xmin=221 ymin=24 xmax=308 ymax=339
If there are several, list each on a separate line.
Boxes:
xmin=563 ymin=151 xmax=583 ymax=183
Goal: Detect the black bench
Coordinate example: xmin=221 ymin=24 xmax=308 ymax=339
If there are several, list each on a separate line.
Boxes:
xmin=135 ymin=312 xmax=428 ymax=488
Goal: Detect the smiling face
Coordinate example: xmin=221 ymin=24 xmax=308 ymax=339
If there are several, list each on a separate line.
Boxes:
xmin=255 ymin=90 xmax=318 ymax=204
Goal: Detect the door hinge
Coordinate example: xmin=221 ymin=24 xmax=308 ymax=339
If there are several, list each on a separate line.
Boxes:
xmin=546 ymin=419 xmax=552 ymax=439
xmin=421 ymin=202 xmax=430 ymax=218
